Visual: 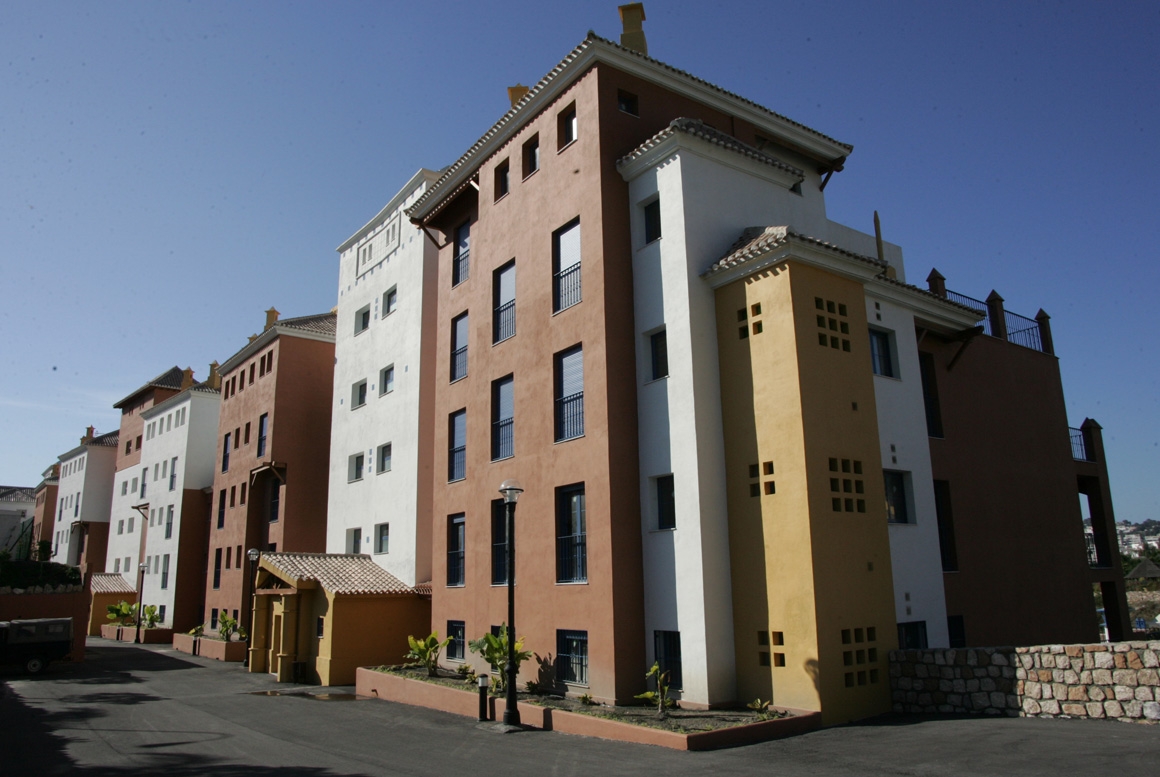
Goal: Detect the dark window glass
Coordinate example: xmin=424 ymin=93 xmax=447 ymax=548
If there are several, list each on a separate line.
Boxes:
xmin=870 ymin=330 xmax=895 ymax=377
xmin=552 ymin=220 xmax=581 ymax=312
xmin=556 ymin=630 xmax=588 ymax=685
xmin=452 ymin=222 xmax=470 ymax=286
xmin=650 ymin=330 xmax=668 ymax=380
xmin=656 ymin=474 xmax=676 ymax=530
xmin=556 ymin=484 xmax=586 ymax=583
xmin=491 ymin=375 xmax=514 ymax=460
xmin=644 ymin=199 xmax=661 ymax=243
xmin=448 ymin=410 xmax=466 ymax=481
xmin=447 ymin=514 xmax=465 ymax=586
xmin=654 ymin=630 xmax=683 ymax=689
xmin=884 ymin=471 xmax=909 ymax=524
xmin=554 ymin=346 xmax=584 ymax=441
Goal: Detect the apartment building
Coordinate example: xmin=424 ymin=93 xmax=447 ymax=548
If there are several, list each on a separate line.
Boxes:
xmin=203 ymin=309 xmax=335 ymax=635
xmin=105 ymin=367 xmax=188 ymax=583
xmin=327 ymin=169 xmax=441 ymax=588
xmin=134 ymin=368 xmax=221 ymax=631
xmin=401 ymin=5 xmax=1123 ymax=724
xmin=31 ymin=463 xmax=60 ymax=555
xmin=0 ymin=486 xmax=36 ymax=558
xmin=51 ymin=426 xmax=118 ymax=571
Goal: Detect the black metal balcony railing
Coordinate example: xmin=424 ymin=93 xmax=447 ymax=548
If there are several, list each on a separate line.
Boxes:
xmin=555 ymin=391 xmax=584 ymax=441
xmin=493 ymin=300 xmax=515 ymax=343
xmin=492 ymin=418 xmax=513 ymax=460
xmin=557 ymin=533 xmax=587 ymax=583
xmin=1004 ymin=310 xmax=1043 ymax=352
xmin=447 ymin=550 xmax=465 ymax=586
xmin=1070 ymin=427 xmax=1093 ymax=462
xmin=944 ymin=290 xmax=992 ymax=336
xmin=448 ymin=445 xmax=466 ymax=481
xmin=450 ymin=346 xmax=467 ymax=382
xmin=452 ymin=250 xmax=469 ymax=286
xmin=554 ymin=263 xmax=581 ymax=311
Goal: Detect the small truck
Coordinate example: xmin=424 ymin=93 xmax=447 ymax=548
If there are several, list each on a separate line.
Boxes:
xmin=0 ymin=618 xmax=73 ymax=674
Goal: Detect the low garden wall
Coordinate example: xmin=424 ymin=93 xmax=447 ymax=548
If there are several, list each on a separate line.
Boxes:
xmin=0 ymin=584 xmax=90 ymax=662
xmin=891 ymin=642 xmax=1160 ymax=723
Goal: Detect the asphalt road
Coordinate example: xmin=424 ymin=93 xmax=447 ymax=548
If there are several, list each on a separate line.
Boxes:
xmin=1 ymin=640 xmax=1156 ymax=776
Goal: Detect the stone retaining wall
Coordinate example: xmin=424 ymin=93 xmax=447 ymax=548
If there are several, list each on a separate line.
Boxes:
xmin=891 ymin=642 xmax=1160 ymax=724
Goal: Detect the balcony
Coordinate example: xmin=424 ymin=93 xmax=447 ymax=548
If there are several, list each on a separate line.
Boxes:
xmin=554 ymin=263 xmax=581 ymax=312
xmin=555 ymin=392 xmax=584 ymax=441
xmin=493 ymin=300 xmax=515 ymax=343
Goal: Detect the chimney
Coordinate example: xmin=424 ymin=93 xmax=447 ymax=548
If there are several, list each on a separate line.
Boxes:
xmin=264 ymin=307 xmax=280 ymax=331
xmin=926 ymin=268 xmax=947 ymax=298
xmin=207 ymin=361 xmax=222 ymax=391
xmin=507 ymin=84 xmax=530 ymax=108
xmin=82 ymin=425 xmax=95 ymax=444
xmin=619 ymin=3 xmax=648 ymax=55
xmin=180 ymin=367 xmax=195 ymax=390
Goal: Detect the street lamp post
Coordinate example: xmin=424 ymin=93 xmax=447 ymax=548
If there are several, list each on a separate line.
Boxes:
xmin=498 ymin=479 xmax=523 ymax=727
xmin=134 ymin=562 xmax=147 ymax=644
xmin=245 ymin=548 xmax=260 ymax=668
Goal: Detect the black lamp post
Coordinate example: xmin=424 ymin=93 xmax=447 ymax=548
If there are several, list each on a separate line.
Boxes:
xmin=245 ymin=548 xmax=260 ymax=668
xmin=134 ymin=562 xmax=147 ymax=644
xmin=498 ymin=479 xmax=523 ymax=727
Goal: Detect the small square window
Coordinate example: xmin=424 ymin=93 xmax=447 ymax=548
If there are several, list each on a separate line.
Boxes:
xmin=771 ymin=631 xmax=784 ymax=646
xmin=749 ymin=464 xmax=759 ymax=479
xmin=643 ymin=199 xmax=661 ymax=244
xmin=384 ymin=287 xmax=398 ymax=316
xmin=759 ymin=652 xmax=771 ymax=667
xmin=380 ymin=365 xmax=395 ymax=395
xmin=773 ymin=653 xmax=785 ymax=667
xmin=348 ymin=453 xmax=364 ymax=483
xmin=750 ymin=483 xmax=760 ymax=498
xmin=617 ymin=90 xmax=638 ymax=116
xmin=523 ymin=135 xmax=540 ymax=177
xmin=352 ymin=380 xmax=367 ymax=409
xmin=558 ymin=104 xmax=577 ymax=149
xmin=355 ymin=305 xmax=371 ymax=335
xmin=752 ymin=321 xmax=763 ymax=335
xmin=763 ymin=461 xmax=774 ymax=475
xmin=751 ymin=303 xmax=762 ymax=316
xmin=377 ymin=443 xmax=392 ymax=473
xmin=757 ymin=631 xmax=769 ymax=646
xmin=764 ymin=481 xmax=775 ymax=495
xmin=375 ymin=522 xmax=389 ymax=554
xmin=739 ymin=326 xmax=749 ymax=340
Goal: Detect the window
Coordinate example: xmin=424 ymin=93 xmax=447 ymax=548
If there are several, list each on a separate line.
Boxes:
xmin=114 ymin=558 xmax=120 ymax=573
xmin=447 ymin=621 xmax=466 ymax=661
xmin=244 ymin=422 xmax=251 ymax=445
xmin=554 ymin=346 xmax=584 ymax=441
xmin=240 ymin=483 xmax=246 ymax=504
xmin=884 ymin=471 xmax=910 ymax=524
xmin=347 ymin=527 xmax=362 ymax=554
xmin=161 ymin=554 xmax=170 ymax=589
xmin=494 ymin=159 xmax=510 ymax=199
xmin=249 ymin=363 xmax=255 ymax=385
xmin=447 ymin=514 xmax=465 ymax=586
xmin=355 ymin=304 xmax=371 ymax=335
xmin=919 ymin=352 xmax=943 ymax=437
xmin=140 ymin=468 xmax=147 ymax=498
xmin=230 ymin=486 xmax=236 ymax=508
xmin=644 ymin=198 xmax=661 ymax=244
xmin=493 ymin=261 xmax=516 ymax=343
xmin=556 ymin=630 xmax=588 ymax=685
xmin=947 ymin=615 xmax=966 ymax=649
xmin=257 ymin=414 xmax=268 ymax=457
xmin=267 ymin=480 xmax=280 ymax=523
xmin=654 ymin=631 xmax=683 ymax=689
xmin=375 ymin=523 xmax=389 ymax=554
xmin=869 ymin=329 xmax=895 ymax=377
xmin=121 ymin=481 xmax=128 ymax=496
xmin=491 ymin=499 xmax=509 ymax=585
xmin=169 ymin=456 xmax=178 ymax=490
xmin=165 ymin=505 xmax=174 ymax=539
xmin=552 ymin=219 xmax=581 ymax=312
xmin=556 ymin=484 xmax=586 ymax=583
xmin=558 ymin=104 xmax=577 ymax=149
xmin=117 ymin=520 xmax=124 ymax=535
xmin=377 ymin=443 xmax=392 ymax=473
xmin=522 ymin=134 xmax=540 ymax=177
xmin=217 ymin=490 xmax=226 ymax=529
xmin=650 ymin=329 xmax=668 ymax=380
xmin=656 ymin=474 xmax=676 ymax=530
xmin=379 ymin=365 xmax=395 ymax=395
xmin=211 ymin=608 xmax=219 ymax=630
xmin=448 ymin=410 xmax=466 ymax=482
xmin=222 ymin=433 xmax=231 ymax=472
xmin=352 ymin=379 xmax=368 ymax=409
xmin=384 ymin=286 xmax=397 ymax=316
xmin=897 ymin=621 xmax=928 ymax=650
xmin=452 ymin=222 xmax=470 ymax=286
xmin=934 ymin=480 xmax=958 ymax=571
xmin=213 ymin=548 xmax=222 ymax=589
xmin=348 ymin=453 xmax=365 ymax=482
xmin=450 ymin=313 xmax=468 ymax=381
xmin=317 ymin=616 xmax=325 ymax=639
xmin=617 ymin=90 xmax=639 ymax=116
xmin=491 ymin=375 xmax=514 ymax=460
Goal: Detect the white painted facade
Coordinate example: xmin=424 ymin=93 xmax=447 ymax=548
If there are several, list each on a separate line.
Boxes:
xmin=51 ymin=435 xmax=117 ymax=566
xmin=106 ymin=455 xmax=150 ymax=582
xmin=135 ymin=386 xmax=221 ymax=626
xmin=0 ymin=489 xmax=36 ymax=556
xmin=326 ymin=169 xmax=441 ymax=587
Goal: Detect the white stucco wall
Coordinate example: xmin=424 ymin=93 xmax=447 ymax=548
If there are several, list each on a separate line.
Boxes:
xmin=52 ymin=442 xmax=116 ymax=566
xmin=867 ymin=295 xmax=949 ymax=648
xmin=326 ymin=170 xmax=440 ymax=587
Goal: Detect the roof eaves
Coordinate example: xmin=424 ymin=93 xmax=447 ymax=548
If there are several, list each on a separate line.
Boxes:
xmin=617 ymin=117 xmax=805 ymax=179
xmin=112 ymin=366 xmax=185 ymax=409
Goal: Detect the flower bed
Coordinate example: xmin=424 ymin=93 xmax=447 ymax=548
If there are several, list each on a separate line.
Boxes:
xmin=356 ymin=665 xmax=819 ymax=750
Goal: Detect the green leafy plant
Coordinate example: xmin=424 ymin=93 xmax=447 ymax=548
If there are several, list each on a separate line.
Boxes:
xmin=106 ymin=600 xmax=136 ymax=626
xmin=467 ymin=624 xmax=530 ymax=694
xmin=36 ymin=540 xmax=53 ymax=562
xmin=188 ymin=624 xmax=204 ymax=637
xmin=457 ymin=664 xmax=478 ymax=684
xmin=635 ymin=662 xmax=676 ymax=718
xmin=217 ymin=613 xmax=242 ymax=642
xmin=404 ymin=632 xmax=452 ymax=677
xmin=524 ymin=680 xmax=542 ymax=694
xmin=141 ymin=604 xmax=161 ymax=629
xmin=747 ymin=698 xmax=773 ymax=720
xmin=578 ymin=693 xmax=596 ymax=706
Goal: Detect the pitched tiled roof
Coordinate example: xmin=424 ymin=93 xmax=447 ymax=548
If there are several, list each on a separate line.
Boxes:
xmin=407 ymin=33 xmax=849 ymax=221
xmin=0 ymin=486 xmax=35 ymax=502
xmin=414 ymin=580 xmax=432 ymax=596
xmin=90 ymin=430 xmax=120 ymax=448
xmin=260 ymin=553 xmax=418 ymax=596
xmin=276 ymin=312 xmax=337 ymax=337
xmin=618 ymin=118 xmax=804 ymax=178
xmin=704 ymin=226 xmax=885 ymax=277
xmin=90 ymin=573 xmax=136 ymax=594
xmin=114 ymin=366 xmax=186 ymax=408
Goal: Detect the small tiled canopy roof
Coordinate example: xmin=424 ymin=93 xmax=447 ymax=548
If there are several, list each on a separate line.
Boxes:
xmin=704 ymin=225 xmax=884 ymax=277
xmin=89 ymin=430 xmax=120 ymax=447
xmin=1126 ymin=558 xmax=1160 ymax=579
xmin=277 ymin=312 xmax=337 ymax=337
xmin=114 ymin=366 xmax=186 ymax=409
xmin=618 ymin=118 xmax=804 ymax=179
xmin=90 ymin=573 xmax=136 ymax=594
xmin=260 ymin=553 xmax=419 ymax=595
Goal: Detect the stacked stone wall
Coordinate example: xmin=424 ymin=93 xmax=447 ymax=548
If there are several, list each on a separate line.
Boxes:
xmin=891 ymin=642 xmax=1160 ymax=724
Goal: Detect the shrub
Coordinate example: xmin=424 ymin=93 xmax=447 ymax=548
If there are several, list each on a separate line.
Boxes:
xmin=467 ymin=624 xmax=529 ymax=694
xmin=635 ymin=662 xmax=676 ymax=718
xmin=106 ymin=600 xmax=136 ymax=626
xmin=404 ymin=632 xmax=451 ymax=677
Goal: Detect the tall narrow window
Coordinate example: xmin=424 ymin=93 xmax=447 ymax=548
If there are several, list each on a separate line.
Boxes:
xmin=447 ymin=514 xmax=465 ymax=586
xmin=491 ymin=499 xmax=509 ymax=586
xmin=556 ymin=484 xmax=586 ymax=583
xmin=650 ymin=330 xmax=668 ymax=380
xmin=884 ymin=471 xmax=910 ymax=524
xmin=347 ymin=527 xmax=361 ymax=554
xmin=558 ymin=104 xmax=577 ymax=148
xmin=919 ymin=352 xmax=943 ymax=438
xmin=375 ymin=523 xmax=389 ymax=554
xmin=869 ymin=329 xmax=896 ymax=377
xmin=452 ymin=222 xmax=470 ymax=286
xmin=268 ymin=481 xmax=280 ymax=523
xmin=450 ymin=313 xmax=469 ymax=381
xmin=355 ymin=305 xmax=371 ymax=335
xmin=169 ymin=456 xmax=178 ymax=490
xmin=352 ymin=379 xmax=368 ymax=408
xmin=556 ymin=630 xmax=588 ymax=685
xmin=553 ymin=219 xmax=581 ymax=312
xmin=348 ymin=453 xmax=365 ymax=482
xmin=165 ymin=505 xmax=174 ymax=539
xmin=555 ymin=346 xmax=584 ymax=441
xmin=380 ymin=365 xmax=395 ymax=395
xmin=522 ymin=134 xmax=540 ymax=177
xmin=378 ymin=443 xmax=392 ymax=473
xmin=213 ymin=548 xmax=222 ymax=589
xmin=654 ymin=630 xmax=683 ymax=689
xmin=644 ymin=198 xmax=662 ymax=244
xmin=656 ymin=474 xmax=676 ymax=529
xmin=448 ymin=621 xmax=466 ymax=660
xmin=222 ymin=434 xmax=231 ymax=472
xmin=217 ymin=490 xmax=226 ymax=529
xmin=491 ymin=375 xmax=514 ymax=460
xmin=494 ymin=160 xmax=510 ymax=200
xmin=934 ymin=480 xmax=958 ymax=571
xmin=161 ymin=554 xmax=170 ymax=590
xmin=493 ymin=261 xmax=516 ymax=343
xmin=384 ymin=286 xmax=398 ymax=315
xmin=140 ymin=468 xmax=147 ymax=499
xmin=256 ymin=414 xmax=268 ymax=457
xmin=448 ymin=410 xmax=466 ymax=481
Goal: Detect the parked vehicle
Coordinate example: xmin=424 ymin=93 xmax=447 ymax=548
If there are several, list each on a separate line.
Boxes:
xmin=0 ymin=618 xmax=72 ymax=674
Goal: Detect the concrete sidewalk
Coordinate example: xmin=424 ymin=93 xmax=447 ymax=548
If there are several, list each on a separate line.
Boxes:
xmin=1 ymin=639 xmax=1155 ymax=776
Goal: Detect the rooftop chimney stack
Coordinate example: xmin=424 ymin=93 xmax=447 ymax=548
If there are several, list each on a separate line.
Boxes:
xmin=619 ymin=3 xmax=647 ymax=55
xmin=207 ymin=361 xmax=222 ymax=390
xmin=82 ymin=425 xmax=95 ymax=444
xmin=507 ymin=84 xmax=530 ymax=107
xmin=264 ymin=307 xmax=280 ymax=331
xmin=180 ymin=367 xmax=195 ymax=390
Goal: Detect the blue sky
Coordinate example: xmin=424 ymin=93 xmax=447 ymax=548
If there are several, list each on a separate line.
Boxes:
xmin=2 ymin=1 xmax=1157 ymax=523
